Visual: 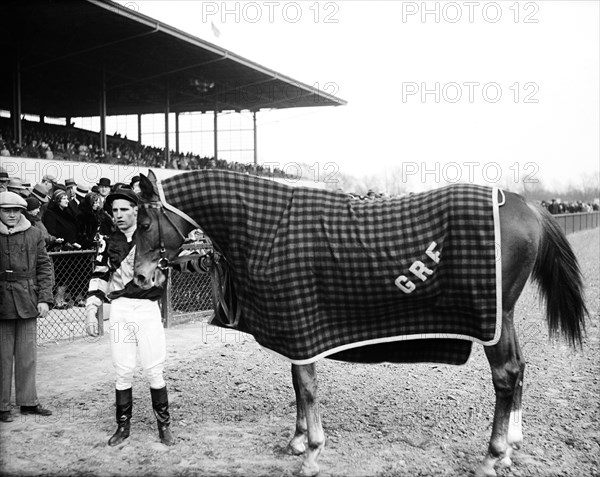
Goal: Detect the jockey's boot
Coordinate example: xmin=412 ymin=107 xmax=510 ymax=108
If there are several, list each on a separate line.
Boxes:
xmin=150 ymin=386 xmax=175 ymax=446
xmin=108 ymin=387 xmax=132 ymax=446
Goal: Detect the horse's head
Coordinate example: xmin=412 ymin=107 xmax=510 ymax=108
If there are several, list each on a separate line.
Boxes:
xmin=134 ymin=171 xmax=197 ymax=289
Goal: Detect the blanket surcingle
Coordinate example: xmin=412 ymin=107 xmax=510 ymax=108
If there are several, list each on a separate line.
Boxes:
xmin=162 ymin=171 xmax=502 ymax=365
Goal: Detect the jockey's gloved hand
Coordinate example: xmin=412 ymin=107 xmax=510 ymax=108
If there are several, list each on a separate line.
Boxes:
xmin=173 ymin=248 xmax=211 ymax=274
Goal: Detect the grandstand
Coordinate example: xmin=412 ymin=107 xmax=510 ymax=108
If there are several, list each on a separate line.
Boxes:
xmin=0 ymin=0 xmax=346 ymax=182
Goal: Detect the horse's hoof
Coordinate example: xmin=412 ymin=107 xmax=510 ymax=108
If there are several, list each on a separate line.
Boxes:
xmin=296 ymin=462 xmax=319 ymax=477
xmin=498 ymin=455 xmax=512 ymax=469
xmin=286 ymin=439 xmax=306 ymax=455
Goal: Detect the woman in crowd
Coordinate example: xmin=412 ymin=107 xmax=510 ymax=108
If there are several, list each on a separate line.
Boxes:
xmin=42 ymin=189 xmax=81 ymax=251
xmin=77 ymin=192 xmax=103 ymax=250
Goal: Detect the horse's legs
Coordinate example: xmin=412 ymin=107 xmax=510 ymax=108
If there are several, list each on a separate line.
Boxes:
xmin=506 ymin=331 xmax=524 ymax=453
xmin=476 ymin=309 xmax=525 ymax=477
xmin=287 ymin=364 xmax=307 ymax=455
xmin=288 ymin=363 xmax=325 ymax=477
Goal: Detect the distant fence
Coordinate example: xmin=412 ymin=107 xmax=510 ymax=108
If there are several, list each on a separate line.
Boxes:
xmin=552 ymin=212 xmax=599 ymax=235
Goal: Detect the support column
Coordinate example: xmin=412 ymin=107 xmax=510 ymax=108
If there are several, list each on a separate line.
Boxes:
xmin=253 ymin=111 xmax=258 ymax=166
xmin=175 ymin=112 xmax=180 ymax=155
xmin=213 ymin=103 xmax=218 ymax=161
xmin=137 ymin=113 xmax=142 ymax=145
xmin=164 ymin=83 xmax=170 ymax=165
xmin=100 ymin=68 xmax=107 ymax=153
xmin=12 ymin=57 xmax=22 ymax=146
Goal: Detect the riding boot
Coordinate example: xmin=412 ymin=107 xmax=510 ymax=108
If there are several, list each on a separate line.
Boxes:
xmin=108 ymin=387 xmax=132 ymax=446
xmin=150 ymin=386 xmax=175 ymax=446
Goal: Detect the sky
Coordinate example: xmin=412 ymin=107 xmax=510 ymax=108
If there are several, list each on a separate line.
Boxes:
xmin=112 ymin=0 xmax=599 ymax=193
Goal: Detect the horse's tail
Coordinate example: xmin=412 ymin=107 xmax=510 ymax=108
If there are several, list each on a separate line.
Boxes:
xmin=530 ymin=205 xmax=588 ymax=347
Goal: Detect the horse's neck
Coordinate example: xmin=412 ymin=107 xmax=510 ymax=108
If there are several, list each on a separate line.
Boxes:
xmin=161 ymin=170 xmax=243 ymax=250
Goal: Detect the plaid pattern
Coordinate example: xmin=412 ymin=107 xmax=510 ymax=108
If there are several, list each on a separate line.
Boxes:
xmin=161 ymin=171 xmax=500 ymax=365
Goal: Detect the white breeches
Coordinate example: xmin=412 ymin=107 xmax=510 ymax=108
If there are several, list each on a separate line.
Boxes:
xmin=109 ymin=297 xmax=166 ymax=390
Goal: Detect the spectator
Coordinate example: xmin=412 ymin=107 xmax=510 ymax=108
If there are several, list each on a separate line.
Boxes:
xmin=42 ymin=190 xmax=81 ymax=250
xmin=0 ymin=172 xmax=9 ymax=192
xmin=23 ymin=197 xmax=62 ymax=249
xmin=65 ymin=178 xmax=77 ymax=200
xmin=7 ymin=178 xmax=29 ymax=198
xmin=130 ymin=176 xmax=141 ymax=194
xmin=72 ymin=184 xmax=89 ymax=208
xmin=0 ymin=191 xmax=54 ymax=422
xmin=548 ymin=198 xmax=562 ymax=215
xmin=97 ymin=178 xmax=111 ymax=204
xmin=77 ymin=192 xmax=103 ymax=250
xmin=40 ymin=175 xmax=57 ymax=196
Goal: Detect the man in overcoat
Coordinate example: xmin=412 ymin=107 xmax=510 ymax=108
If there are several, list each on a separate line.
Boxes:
xmin=0 ymin=191 xmax=54 ymax=422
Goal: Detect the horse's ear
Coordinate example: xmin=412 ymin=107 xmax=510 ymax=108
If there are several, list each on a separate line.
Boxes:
xmin=139 ymin=171 xmax=159 ymax=201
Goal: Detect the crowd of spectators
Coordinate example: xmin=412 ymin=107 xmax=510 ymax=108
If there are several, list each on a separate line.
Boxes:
xmin=541 ymin=198 xmax=598 ymax=215
xmin=0 ymin=171 xmax=123 ymax=253
xmin=0 ymin=117 xmax=292 ymax=179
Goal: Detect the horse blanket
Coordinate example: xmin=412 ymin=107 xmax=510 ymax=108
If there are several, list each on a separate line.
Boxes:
xmin=162 ymin=171 xmax=502 ymax=365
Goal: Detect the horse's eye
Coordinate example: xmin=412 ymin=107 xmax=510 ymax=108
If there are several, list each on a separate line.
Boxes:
xmin=139 ymin=223 xmax=150 ymax=232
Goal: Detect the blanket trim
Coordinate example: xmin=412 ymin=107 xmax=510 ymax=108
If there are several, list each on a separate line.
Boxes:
xmin=255 ymin=186 xmax=504 ymax=365
xmin=156 ymin=176 xmax=202 ymax=230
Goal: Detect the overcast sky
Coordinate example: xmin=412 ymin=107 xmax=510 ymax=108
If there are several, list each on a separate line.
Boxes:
xmin=115 ymin=1 xmax=599 ymax=192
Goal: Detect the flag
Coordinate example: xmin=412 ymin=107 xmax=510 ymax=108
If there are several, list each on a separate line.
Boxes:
xmin=211 ymin=21 xmax=221 ymax=38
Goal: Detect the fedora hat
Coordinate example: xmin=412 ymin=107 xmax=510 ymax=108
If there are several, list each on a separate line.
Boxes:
xmin=75 ymin=184 xmax=89 ymax=198
xmin=97 ymin=177 xmax=111 ymax=187
xmin=0 ymin=171 xmax=9 ymax=182
xmin=7 ymin=178 xmax=26 ymax=190
xmin=41 ymin=174 xmax=57 ymax=184
xmin=31 ymin=183 xmax=50 ymax=203
xmin=65 ymin=178 xmax=76 ymax=187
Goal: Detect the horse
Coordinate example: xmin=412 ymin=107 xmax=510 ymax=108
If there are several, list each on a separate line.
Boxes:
xmin=133 ymin=169 xmax=587 ymax=477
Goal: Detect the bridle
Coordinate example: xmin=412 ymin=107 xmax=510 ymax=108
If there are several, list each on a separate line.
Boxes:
xmin=138 ymin=201 xmax=194 ymax=271
xmin=138 ymin=192 xmax=240 ymax=328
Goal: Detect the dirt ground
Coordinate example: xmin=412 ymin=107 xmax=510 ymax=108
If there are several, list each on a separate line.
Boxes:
xmin=0 ymin=228 xmax=598 ymax=477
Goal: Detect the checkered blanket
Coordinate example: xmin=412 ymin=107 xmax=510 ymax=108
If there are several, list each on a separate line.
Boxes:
xmin=161 ymin=171 xmax=501 ymax=365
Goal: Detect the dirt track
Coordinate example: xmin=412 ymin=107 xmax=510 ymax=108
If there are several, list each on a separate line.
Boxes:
xmin=0 ymin=228 xmax=598 ymax=477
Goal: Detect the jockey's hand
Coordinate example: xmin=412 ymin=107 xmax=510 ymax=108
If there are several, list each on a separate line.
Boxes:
xmin=37 ymin=302 xmax=49 ymax=318
xmin=85 ymin=309 xmax=99 ymax=337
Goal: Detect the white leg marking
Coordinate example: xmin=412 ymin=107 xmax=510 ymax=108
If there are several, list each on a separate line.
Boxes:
xmin=507 ymin=408 xmax=523 ymax=448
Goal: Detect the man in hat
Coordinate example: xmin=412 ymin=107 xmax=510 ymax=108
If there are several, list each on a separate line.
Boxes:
xmin=73 ymin=184 xmax=89 ymax=207
xmin=97 ymin=178 xmax=111 ymax=204
xmin=7 ymin=178 xmax=30 ymax=199
xmin=0 ymin=191 xmax=54 ymax=422
xmin=85 ymin=188 xmax=174 ymax=447
xmin=65 ymin=179 xmax=77 ymax=201
xmin=40 ymin=175 xmax=57 ymax=195
xmin=130 ymin=176 xmax=141 ymax=194
xmin=0 ymin=172 xmax=10 ymax=192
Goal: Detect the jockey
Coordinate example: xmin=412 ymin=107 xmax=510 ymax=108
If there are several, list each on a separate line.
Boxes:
xmin=84 ymin=187 xmax=174 ymax=447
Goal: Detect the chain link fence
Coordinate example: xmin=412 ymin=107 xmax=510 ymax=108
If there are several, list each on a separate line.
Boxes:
xmin=164 ymin=269 xmax=213 ymax=327
xmin=38 ymin=250 xmax=96 ymax=344
xmin=37 ymin=250 xmax=214 ymax=343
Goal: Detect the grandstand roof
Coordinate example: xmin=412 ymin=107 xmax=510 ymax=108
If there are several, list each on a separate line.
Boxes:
xmin=0 ymin=0 xmax=346 ymax=118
